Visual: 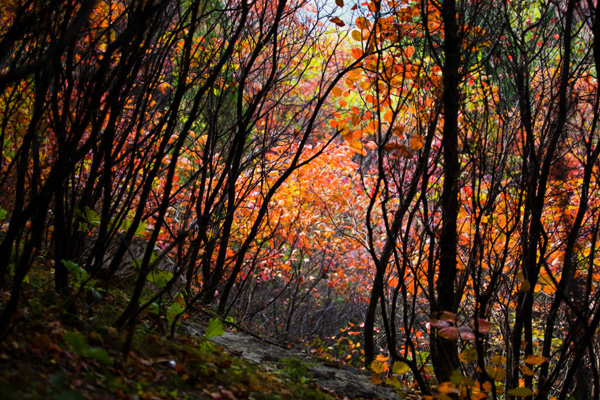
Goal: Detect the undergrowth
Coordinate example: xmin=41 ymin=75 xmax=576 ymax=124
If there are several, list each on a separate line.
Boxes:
xmin=0 ymin=267 xmax=336 ymax=400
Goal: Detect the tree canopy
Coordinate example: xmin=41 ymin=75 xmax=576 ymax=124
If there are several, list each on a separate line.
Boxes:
xmin=2 ymin=0 xmax=600 ymax=399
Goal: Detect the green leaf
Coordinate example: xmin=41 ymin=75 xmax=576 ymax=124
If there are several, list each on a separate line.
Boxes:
xmin=205 ymin=317 xmax=224 ymax=339
xmin=64 ymin=331 xmax=88 ymax=355
xmin=135 ymin=221 xmax=147 ymax=237
xmin=61 ymin=260 xmax=90 ymax=283
xmin=54 ymin=390 xmax=86 ymax=400
xmin=63 ymin=331 xmax=112 ymax=365
xmin=385 ymin=376 xmax=404 ymax=389
xmin=167 ymin=301 xmax=185 ymax=324
xmin=147 ymin=270 xmax=173 ymax=288
xmin=85 ymin=347 xmax=112 ymax=365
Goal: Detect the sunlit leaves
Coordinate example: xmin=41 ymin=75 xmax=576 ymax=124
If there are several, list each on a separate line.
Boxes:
xmin=409 ymin=134 xmax=424 ymax=150
xmin=351 ymin=48 xmax=363 ymax=60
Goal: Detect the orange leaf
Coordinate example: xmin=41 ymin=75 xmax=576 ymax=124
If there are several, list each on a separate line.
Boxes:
xmin=520 ymin=364 xmax=535 ymax=376
xmin=438 ymin=382 xmax=459 ymax=394
xmin=523 ymin=354 xmax=549 ymax=365
xmin=409 ymin=134 xmax=424 ymax=150
xmin=351 ymin=48 xmax=363 ymax=60
xmin=383 ymin=110 xmax=393 ymax=123
xmin=356 ymin=17 xmax=370 ymax=30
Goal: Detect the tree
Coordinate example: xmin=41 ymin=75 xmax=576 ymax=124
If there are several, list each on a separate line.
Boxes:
xmin=342 ymin=0 xmax=600 ymax=398
xmin=0 ymin=0 xmax=364 ymax=348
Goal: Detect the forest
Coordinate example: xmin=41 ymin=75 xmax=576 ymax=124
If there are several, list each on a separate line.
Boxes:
xmin=1 ymin=0 xmax=600 ymax=399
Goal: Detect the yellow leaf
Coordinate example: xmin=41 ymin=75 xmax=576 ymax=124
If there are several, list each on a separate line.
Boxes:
xmin=392 ymin=361 xmax=410 ymax=374
xmin=349 ymin=140 xmax=366 ymax=155
xmin=386 ymin=376 xmax=404 ymax=389
xmin=352 ymin=30 xmax=362 ymax=41
xmin=370 ymin=360 xmax=388 ymax=374
xmin=459 ymin=349 xmax=478 ymax=363
xmin=371 ymin=373 xmax=383 ymax=384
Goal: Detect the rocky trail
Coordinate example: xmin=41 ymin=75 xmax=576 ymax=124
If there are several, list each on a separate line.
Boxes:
xmin=182 ymin=321 xmax=404 ymax=400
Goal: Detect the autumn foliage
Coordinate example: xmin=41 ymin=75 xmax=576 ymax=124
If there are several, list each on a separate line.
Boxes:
xmin=2 ymin=0 xmax=600 ymax=399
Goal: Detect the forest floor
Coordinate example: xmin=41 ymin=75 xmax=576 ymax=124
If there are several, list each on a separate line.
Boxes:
xmin=0 ymin=280 xmax=408 ymax=400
